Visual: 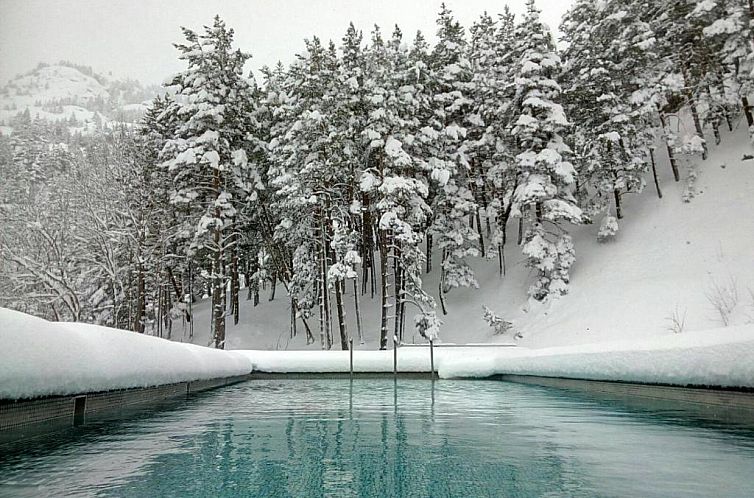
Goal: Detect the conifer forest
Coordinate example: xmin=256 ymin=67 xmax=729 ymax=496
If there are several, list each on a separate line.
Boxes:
xmin=1 ymin=0 xmax=751 ymax=350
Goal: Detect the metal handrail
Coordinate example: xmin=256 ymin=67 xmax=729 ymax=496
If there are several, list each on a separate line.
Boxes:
xmin=346 ymin=337 xmax=517 ymax=378
xmin=397 ymin=342 xmax=517 ymax=348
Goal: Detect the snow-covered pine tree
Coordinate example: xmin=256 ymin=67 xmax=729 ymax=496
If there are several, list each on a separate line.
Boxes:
xmin=467 ymin=7 xmax=519 ymax=275
xmin=510 ymin=0 xmax=582 ymax=300
xmin=467 ymin=12 xmax=496 ymax=257
xmin=701 ymin=0 xmax=754 ymax=127
xmin=426 ymin=4 xmax=480 ymax=315
xmin=652 ymin=0 xmax=712 ymax=161
xmin=561 ymin=0 xmax=659 ymax=236
xmin=687 ymin=0 xmax=745 ymax=138
xmin=359 ymin=25 xmax=435 ymax=347
xmin=268 ymin=37 xmax=350 ymax=350
xmin=161 ymin=17 xmax=261 ymax=349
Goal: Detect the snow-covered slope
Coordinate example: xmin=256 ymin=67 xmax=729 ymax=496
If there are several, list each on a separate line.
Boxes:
xmin=178 ymin=121 xmax=754 ymax=352
xmin=3 ymin=65 xmax=109 ymax=105
xmin=0 ymin=63 xmax=156 ymax=135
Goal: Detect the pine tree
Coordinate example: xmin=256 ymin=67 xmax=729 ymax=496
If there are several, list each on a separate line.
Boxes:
xmin=510 ymin=0 xmax=582 ymax=300
xmin=427 ymin=4 xmax=480 ymax=315
xmin=562 ymin=0 xmax=659 ymax=234
xmin=160 ymin=17 xmax=261 ymax=348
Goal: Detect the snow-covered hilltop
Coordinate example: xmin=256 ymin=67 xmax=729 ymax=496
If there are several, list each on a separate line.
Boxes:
xmin=0 ymin=62 xmax=158 ymax=136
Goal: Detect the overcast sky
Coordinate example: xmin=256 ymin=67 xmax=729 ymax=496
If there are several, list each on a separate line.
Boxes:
xmin=0 ymin=0 xmax=572 ymax=86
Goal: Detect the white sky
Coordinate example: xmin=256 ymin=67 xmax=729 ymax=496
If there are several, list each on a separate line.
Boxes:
xmin=0 ymin=0 xmax=573 ymax=86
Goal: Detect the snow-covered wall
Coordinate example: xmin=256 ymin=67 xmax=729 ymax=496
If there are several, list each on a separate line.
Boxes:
xmin=0 ymin=308 xmax=252 ymax=400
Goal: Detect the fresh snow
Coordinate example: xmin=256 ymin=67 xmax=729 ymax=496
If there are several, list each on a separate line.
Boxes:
xmin=439 ymin=326 xmax=754 ymax=387
xmin=169 ymin=117 xmax=754 ymax=380
xmin=237 ymin=325 xmax=754 ymax=388
xmin=0 ymin=308 xmax=251 ymax=400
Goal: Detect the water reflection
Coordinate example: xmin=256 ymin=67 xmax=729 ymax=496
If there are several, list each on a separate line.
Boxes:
xmin=1 ymin=379 xmax=754 ymax=497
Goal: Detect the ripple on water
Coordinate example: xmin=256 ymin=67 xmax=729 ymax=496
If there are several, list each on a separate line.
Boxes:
xmin=1 ymin=379 xmax=754 ymax=497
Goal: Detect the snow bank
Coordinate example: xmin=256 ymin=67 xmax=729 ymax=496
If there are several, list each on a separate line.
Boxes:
xmin=0 ymin=308 xmax=252 ymax=400
xmin=239 ymin=346 xmax=513 ymax=374
xmin=240 ymin=327 xmax=754 ymax=389
xmin=242 ymin=349 xmax=427 ymax=373
xmin=441 ymin=326 xmax=754 ymax=388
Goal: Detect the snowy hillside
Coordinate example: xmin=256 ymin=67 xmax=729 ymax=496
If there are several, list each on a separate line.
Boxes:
xmin=0 ymin=63 xmax=157 ymax=135
xmin=178 ymin=123 xmax=754 ymax=351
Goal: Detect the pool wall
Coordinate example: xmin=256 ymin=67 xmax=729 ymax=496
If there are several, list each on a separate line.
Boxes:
xmin=495 ymin=374 xmax=754 ymax=422
xmin=0 ymin=374 xmax=251 ymax=442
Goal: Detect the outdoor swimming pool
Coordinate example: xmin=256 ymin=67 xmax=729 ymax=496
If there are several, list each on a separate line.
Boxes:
xmin=2 ymin=379 xmax=754 ymax=497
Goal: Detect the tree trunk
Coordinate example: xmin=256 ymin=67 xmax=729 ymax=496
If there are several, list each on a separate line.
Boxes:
xmin=165 ymin=284 xmax=172 ymax=340
xmin=498 ymin=199 xmax=513 ymax=277
xmin=425 ymin=233 xmax=432 ymax=273
xmin=393 ymin=242 xmax=402 ymax=343
xmin=335 ymin=278 xmax=348 ymax=350
xmin=649 ymin=148 xmax=662 ymax=199
xmin=246 ymin=266 xmax=253 ymax=301
xmin=290 ymin=296 xmax=297 ymax=339
xmin=353 ymin=277 xmax=363 ymax=344
xmin=269 ymin=273 xmax=277 ymax=301
xmin=743 ymin=97 xmax=754 ymax=128
xmin=682 ymin=64 xmax=708 ymax=160
xmin=320 ymin=214 xmax=332 ymax=350
xmin=318 ymin=274 xmax=326 ymax=350
xmin=613 ymin=189 xmax=623 ymax=220
xmin=156 ymin=285 xmax=163 ymax=338
xmin=231 ymin=243 xmax=239 ymax=325
xmin=475 ymin=207 xmax=485 ymax=256
xmin=658 ymin=108 xmax=680 ymax=182
xmin=378 ymin=229 xmax=390 ymax=350
xmin=689 ymin=97 xmax=708 ymax=159
xmin=438 ymin=249 xmax=448 ymax=316
xmin=399 ymin=283 xmax=407 ymax=341
xmin=361 ymin=192 xmax=372 ymax=295
xmin=212 ymin=250 xmax=225 ymax=349
xmin=188 ymin=262 xmax=194 ymax=339
xmin=134 ymin=260 xmax=145 ymax=333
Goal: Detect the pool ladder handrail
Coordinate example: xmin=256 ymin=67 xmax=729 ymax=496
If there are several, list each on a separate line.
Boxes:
xmin=346 ymin=338 xmax=516 ymax=378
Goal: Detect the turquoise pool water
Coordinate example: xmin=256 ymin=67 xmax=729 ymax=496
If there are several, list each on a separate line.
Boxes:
xmin=2 ymin=379 xmax=754 ymax=497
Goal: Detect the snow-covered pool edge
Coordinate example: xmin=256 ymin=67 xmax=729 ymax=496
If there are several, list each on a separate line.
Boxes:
xmin=0 ymin=308 xmax=252 ymax=400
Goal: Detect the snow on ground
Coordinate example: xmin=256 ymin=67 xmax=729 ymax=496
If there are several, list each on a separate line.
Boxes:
xmin=440 ymin=325 xmax=754 ymax=387
xmin=238 ymin=325 xmax=754 ymax=388
xmin=4 ymin=116 xmax=752 ymax=398
xmin=238 ymin=345 xmax=515 ymax=373
xmin=178 ymin=120 xmax=754 ymax=353
xmin=0 ymin=308 xmax=252 ymax=400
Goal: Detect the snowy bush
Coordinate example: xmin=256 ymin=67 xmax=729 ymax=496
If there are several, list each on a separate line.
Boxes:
xmin=597 ymin=215 xmax=619 ymax=242
xmin=482 ymin=305 xmax=514 ymax=335
xmin=522 ymin=224 xmax=576 ymax=300
xmin=666 ymin=305 xmax=687 ymax=334
xmin=680 ymin=134 xmax=706 ymax=158
xmin=414 ymin=310 xmax=442 ymax=340
xmin=706 ymin=276 xmax=739 ymax=326
xmin=682 ymin=167 xmax=698 ymax=203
